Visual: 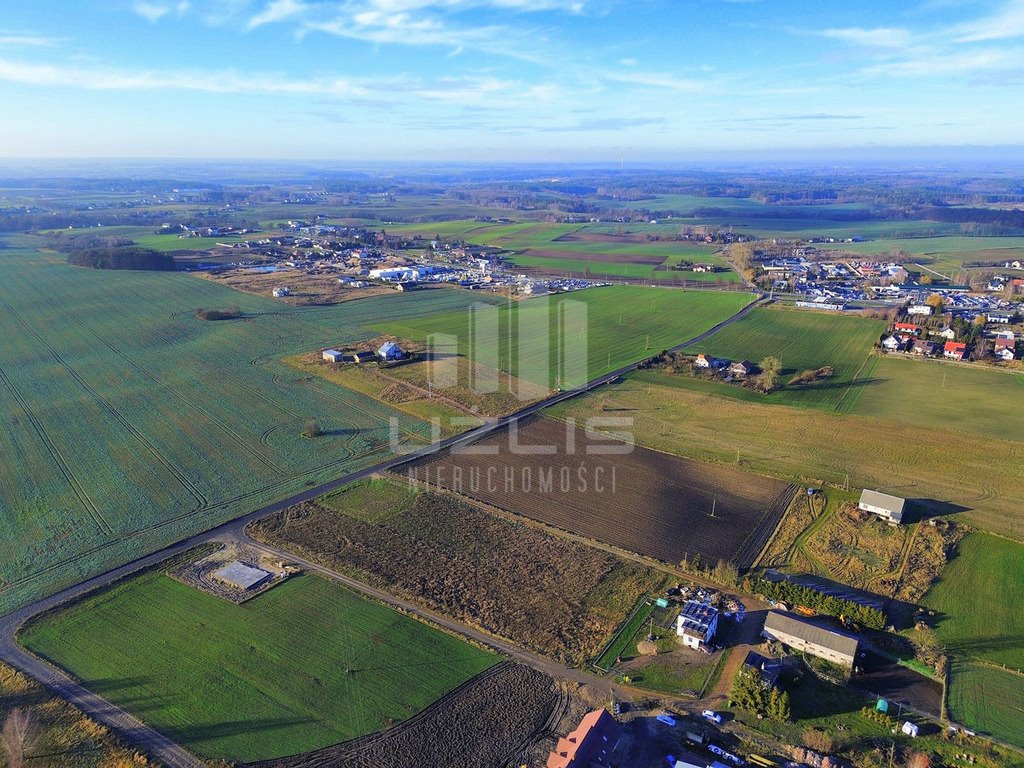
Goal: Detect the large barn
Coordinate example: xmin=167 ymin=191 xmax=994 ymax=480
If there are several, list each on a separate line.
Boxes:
xmin=762 ymin=611 xmax=860 ymax=668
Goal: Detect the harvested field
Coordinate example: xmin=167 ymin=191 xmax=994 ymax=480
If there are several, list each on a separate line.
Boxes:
xmin=252 ymin=662 xmax=564 ymax=768
xmin=250 ymin=482 xmax=666 ymax=665
xmin=403 ymin=416 xmax=798 ymax=568
xmin=197 ymin=267 xmax=393 ymax=305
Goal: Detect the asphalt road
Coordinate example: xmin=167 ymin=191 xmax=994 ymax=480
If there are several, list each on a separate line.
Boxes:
xmin=0 ymin=292 xmax=763 ymax=768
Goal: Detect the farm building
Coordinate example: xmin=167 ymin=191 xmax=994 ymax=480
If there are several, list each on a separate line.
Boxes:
xmin=676 ymin=600 xmax=719 ymax=651
xmin=729 ymin=360 xmax=757 ymax=378
xmin=881 ymin=335 xmax=903 ymax=351
xmin=858 ymin=489 xmax=906 ymax=524
xmin=695 ymin=353 xmax=728 ymax=369
xmin=762 ymin=611 xmax=860 ymax=668
xmin=272 ymin=287 xmax=291 ymax=298
xmin=212 ymin=561 xmax=273 ymax=591
xmin=378 ymin=341 xmax=405 ymax=361
xmin=943 ymin=341 xmax=967 ymax=360
xmin=395 ymin=281 xmax=418 ymax=292
xmin=547 ymin=708 xmax=622 ymax=768
xmin=743 ymin=650 xmax=783 ymax=688
xmin=344 ymin=350 xmax=375 ymax=364
xmin=322 ymin=349 xmax=344 ymax=363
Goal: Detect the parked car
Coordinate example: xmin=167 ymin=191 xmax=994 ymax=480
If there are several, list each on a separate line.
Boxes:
xmin=657 ymin=714 xmax=677 ymax=727
xmin=702 ymin=709 xmax=722 ymax=724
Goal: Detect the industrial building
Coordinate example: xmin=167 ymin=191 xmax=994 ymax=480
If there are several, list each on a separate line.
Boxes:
xmin=676 ymin=600 xmax=719 ymax=651
xmin=762 ymin=611 xmax=860 ymax=668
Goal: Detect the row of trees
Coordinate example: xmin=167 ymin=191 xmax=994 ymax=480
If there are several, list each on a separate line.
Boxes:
xmin=747 ymin=576 xmax=887 ymax=630
xmin=67 ymin=247 xmax=176 ymax=271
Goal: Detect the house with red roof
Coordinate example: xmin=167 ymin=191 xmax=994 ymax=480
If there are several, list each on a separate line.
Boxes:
xmin=547 ymin=709 xmax=622 ymax=768
xmin=943 ymin=341 xmax=968 ymax=360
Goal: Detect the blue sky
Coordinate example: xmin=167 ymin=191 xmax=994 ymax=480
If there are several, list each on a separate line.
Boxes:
xmin=0 ymin=0 xmax=1022 ymax=159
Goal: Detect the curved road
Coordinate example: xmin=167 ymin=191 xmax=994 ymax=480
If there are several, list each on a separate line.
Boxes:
xmin=0 ymin=293 xmax=764 ymax=768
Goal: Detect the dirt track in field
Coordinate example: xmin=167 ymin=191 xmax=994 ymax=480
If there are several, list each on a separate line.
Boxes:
xmin=403 ymin=416 xmax=798 ymax=568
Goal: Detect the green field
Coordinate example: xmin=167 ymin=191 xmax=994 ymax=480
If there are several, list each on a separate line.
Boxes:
xmin=502 ymin=252 xmax=739 ymax=282
xmin=947 ymin=662 xmax=1024 ymax=748
xmin=850 ymin=357 xmax=1024 ymax=441
xmin=813 ymin=235 xmax=1024 ymax=274
xmin=0 ymin=240 xmax=491 ymax=613
xmin=678 ymin=305 xmax=886 ymax=410
xmin=19 ymin=571 xmax=497 ymax=761
xmin=371 ymin=286 xmax=752 ymax=387
xmin=923 ymin=533 xmax=1024 ymax=669
xmin=133 ymin=233 xmax=245 ymax=251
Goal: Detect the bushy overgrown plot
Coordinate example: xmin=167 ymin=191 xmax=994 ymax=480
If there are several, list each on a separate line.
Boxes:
xmin=404 ymin=417 xmax=797 ymax=568
xmin=251 ymin=481 xmax=665 ymax=665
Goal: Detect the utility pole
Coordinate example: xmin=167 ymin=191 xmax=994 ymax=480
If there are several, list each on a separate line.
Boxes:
xmin=711 ymin=499 xmax=717 ymax=518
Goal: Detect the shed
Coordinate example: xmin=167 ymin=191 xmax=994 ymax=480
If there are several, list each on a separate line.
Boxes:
xmin=322 ymin=349 xmax=344 ymax=363
xmin=378 ymin=341 xmax=405 ymax=361
xmin=858 ymin=489 xmax=906 ymax=524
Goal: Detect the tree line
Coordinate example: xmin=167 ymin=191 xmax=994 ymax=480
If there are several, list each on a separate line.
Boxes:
xmin=67 ymin=247 xmax=176 ymax=271
xmin=747 ymin=576 xmax=887 ymax=630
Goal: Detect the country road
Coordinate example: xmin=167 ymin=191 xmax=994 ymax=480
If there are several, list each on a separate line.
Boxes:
xmin=0 ymin=292 xmax=763 ymax=768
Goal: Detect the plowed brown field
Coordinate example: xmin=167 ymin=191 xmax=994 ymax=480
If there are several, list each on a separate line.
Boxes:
xmin=403 ymin=416 xmax=797 ymax=568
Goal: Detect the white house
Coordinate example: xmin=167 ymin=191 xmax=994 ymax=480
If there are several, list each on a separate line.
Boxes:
xmin=272 ymin=286 xmax=291 ymax=298
xmin=676 ymin=600 xmax=719 ymax=651
xmin=907 ymin=304 xmax=933 ymax=316
xmin=935 ymin=327 xmax=956 ymax=340
xmin=858 ymin=489 xmax=906 ymax=524
xmin=881 ymin=335 xmax=902 ymax=351
xmin=997 ymin=347 xmax=1016 ymax=361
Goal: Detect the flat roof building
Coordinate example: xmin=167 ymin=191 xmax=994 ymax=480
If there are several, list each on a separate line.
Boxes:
xmin=858 ymin=489 xmax=906 ymax=524
xmin=213 ymin=561 xmax=273 ymax=591
xmin=763 ymin=611 xmax=860 ymax=668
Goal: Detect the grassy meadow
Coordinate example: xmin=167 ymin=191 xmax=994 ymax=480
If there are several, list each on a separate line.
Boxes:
xmin=947 ymin=661 xmax=1024 ymax=748
xmin=371 ymin=286 xmax=752 ymax=387
xmin=677 ymin=305 xmax=886 ymax=410
xmin=850 ymin=356 xmax=1024 ymax=441
xmin=19 ymin=571 xmax=497 ymax=762
xmin=0 ymin=240 xmax=489 ymax=613
xmin=923 ymin=533 xmax=1024 ymax=670
xmin=549 ymin=374 xmax=1024 ymax=540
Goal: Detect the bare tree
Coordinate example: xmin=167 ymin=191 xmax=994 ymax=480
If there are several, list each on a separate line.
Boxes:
xmin=2 ymin=708 xmax=35 ymax=768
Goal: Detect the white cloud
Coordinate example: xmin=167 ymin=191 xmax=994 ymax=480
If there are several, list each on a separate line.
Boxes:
xmin=133 ymin=0 xmax=191 ymax=22
xmin=861 ymin=48 xmax=1023 ymax=76
xmin=605 ymin=69 xmax=709 ymax=92
xmin=247 ymin=0 xmax=306 ymax=29
xmin=953 ymin=0 xmax=1024 ymax=42
xmin=0 ymin=35 xmax=57 ymax=47
xmin=820 ymin=27 xmax=911 ymax=48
